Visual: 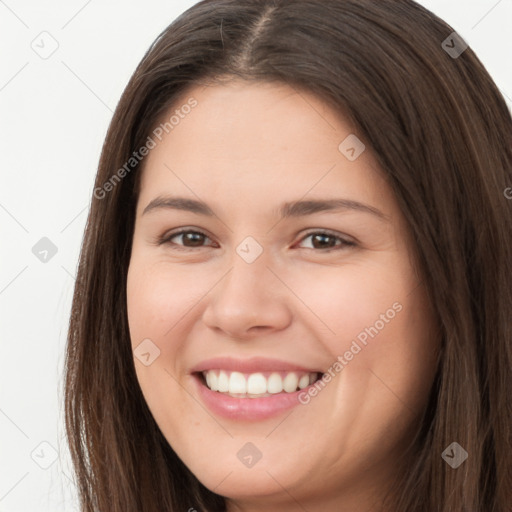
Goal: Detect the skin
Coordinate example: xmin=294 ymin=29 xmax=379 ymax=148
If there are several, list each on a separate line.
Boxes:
xmin=126 ymin=80 xmax=440 ymax=512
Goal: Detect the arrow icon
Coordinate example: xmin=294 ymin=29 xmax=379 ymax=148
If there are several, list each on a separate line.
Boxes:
xmin=237 ymin=442 xmax=262 ymax=467
xmin=31 ymin=31 xmax=60 ymax=60
xmin=134 ymin=339 xmax=161 ymax=366
xmin=441 ymin=442 xmax=468 ymax=468
xmin=236 ymin=237 xmax=263 ymax=263
xmin=339 ymin=134 xmax=365 ymax=161
xmin=32 ymin=237 xmax=58 ymax=263
xmin=30 ymin=441 xmax=58 ymax=469
xmin=441 ymin=32 xmax=468 ymax=59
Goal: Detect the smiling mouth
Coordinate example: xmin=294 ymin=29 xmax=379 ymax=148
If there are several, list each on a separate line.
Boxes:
xmin=196 ymin=369 xmax=323 ymax=398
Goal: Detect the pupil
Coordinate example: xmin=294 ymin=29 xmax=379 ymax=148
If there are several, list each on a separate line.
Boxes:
xmin=313 ymin=234 xmax=334 ymax=248
xmin=185 ymin=232 xmax=204 ymax=246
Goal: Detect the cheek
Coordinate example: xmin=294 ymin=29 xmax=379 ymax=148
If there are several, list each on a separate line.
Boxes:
xmin=126 ymin=257 xmax=200 ymax=434
xmin=126 ymin=257 xmax=208 ymax=346
xmin=285 ymin=258 xmax=415 ymax=348
xmin=290 ymin=257 xmax=437 ymax=409
xmin=126 ymin=256 xmax=197 ymax=411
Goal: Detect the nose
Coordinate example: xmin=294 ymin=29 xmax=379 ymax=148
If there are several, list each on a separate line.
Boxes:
xmin=202 ymin=250 xmax=292 ymax=340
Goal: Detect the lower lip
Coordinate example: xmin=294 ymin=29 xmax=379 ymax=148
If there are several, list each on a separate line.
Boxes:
xmin=193 ymin=374 xmax=314 ymax=421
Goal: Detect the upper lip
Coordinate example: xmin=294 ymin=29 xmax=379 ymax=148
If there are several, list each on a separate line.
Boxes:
xmin=190 ymin=357 xmax=322 ymax=374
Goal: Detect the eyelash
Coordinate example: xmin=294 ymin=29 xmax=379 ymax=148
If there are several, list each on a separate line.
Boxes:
xmin=157 ymin=228 xmax=356 ymax=252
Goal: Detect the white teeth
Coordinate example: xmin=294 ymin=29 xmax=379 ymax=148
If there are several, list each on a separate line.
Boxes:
xmin=202 ymin=370 xmax=318 ymax=396
xmin=206 ymin=371 xmax=218 ymax=391
xmin=267 ymin=372 xmax=283 ymax=394
xmin=217 ymin=370 xmax=229 ymax=392
xmin=229 ymin=372 xmax=247 ymax=393
xmin=298 ymin=374 xmax=310 ymax=389
xmin=283 ymin=372 xmax=299 ymax=392
xmin=247 ymin=373 xmax=267 ymax=394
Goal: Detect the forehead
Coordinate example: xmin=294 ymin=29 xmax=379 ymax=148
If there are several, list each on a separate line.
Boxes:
xmin=137 ymin=80 xmax=393 ymax=216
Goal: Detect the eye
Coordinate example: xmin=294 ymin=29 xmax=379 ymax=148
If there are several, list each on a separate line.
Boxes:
xmin=296 ymin=230 xmax=355 ymax=251
xmin=158 ymin=228 xmax=355 ymax=252
xmin=158 ymin=229 xmax=216 ymax=250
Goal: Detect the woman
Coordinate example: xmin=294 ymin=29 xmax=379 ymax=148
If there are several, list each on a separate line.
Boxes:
xmin=64 ymin=0 xmax=512 ymax=510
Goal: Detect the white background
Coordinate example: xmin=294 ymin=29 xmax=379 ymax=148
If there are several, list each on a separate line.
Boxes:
xmin=1 ymin=1 xmax=511 ymax=510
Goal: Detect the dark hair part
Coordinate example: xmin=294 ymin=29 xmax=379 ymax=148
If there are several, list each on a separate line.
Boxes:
xmin=64 ymin=0 xmax=512 ymax=510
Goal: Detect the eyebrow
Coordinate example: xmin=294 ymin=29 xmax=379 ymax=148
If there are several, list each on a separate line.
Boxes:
xmin=142 ymin=196 xmax=390 ymax=221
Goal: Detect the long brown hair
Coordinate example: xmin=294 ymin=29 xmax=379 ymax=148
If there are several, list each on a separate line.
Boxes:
xmin=64 ymin=0 xmax=512 ymax=510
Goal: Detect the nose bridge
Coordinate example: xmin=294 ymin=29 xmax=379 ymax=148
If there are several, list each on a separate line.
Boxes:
xmin=219 ymin=243 xmax=274 ymax=307
xmin=202 ymin=240 xmax=291 ymax=336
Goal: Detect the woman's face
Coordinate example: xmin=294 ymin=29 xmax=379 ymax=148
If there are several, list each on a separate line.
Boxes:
xmin=127 ymin=80 xmax=439 ymax=511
